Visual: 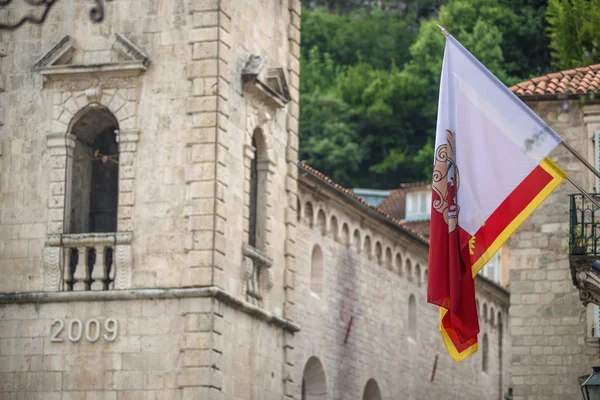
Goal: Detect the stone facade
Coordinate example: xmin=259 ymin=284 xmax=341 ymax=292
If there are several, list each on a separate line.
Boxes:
xmin=509 ymin=100 xmax=600 ymax=400
xmin=295 ymin=169 xmax=510 ymax=399
xmin=0 ymin=1 xmax=508 ymax=399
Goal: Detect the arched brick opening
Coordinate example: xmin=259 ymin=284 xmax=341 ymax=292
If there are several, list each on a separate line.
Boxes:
xmin=362 ymin=378 xmax=382 ymax=400
xmin=301 ymin=356 xmax=327 ymax=400
xmin=311 ymin=245 xmax=323 ymax=296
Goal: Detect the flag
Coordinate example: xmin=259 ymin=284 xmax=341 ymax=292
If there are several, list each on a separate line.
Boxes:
xmin=427 ymin=33 xmax=566 ymax=362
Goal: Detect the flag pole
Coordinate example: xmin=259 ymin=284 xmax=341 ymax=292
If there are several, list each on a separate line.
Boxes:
xmin=560 ymin=141 xmax=600 ymax=181
xmin=436 ymin=25 xmax=600 ymax=208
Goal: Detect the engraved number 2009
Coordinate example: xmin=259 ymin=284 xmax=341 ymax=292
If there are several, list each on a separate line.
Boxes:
xmin=50 ymin=318 xmax=118 ymax=343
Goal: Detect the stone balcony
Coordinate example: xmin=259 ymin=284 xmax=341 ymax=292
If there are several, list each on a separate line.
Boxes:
xmin=43 ymin=232 xmax=132 ymax=292
xmin=569 ymin=193 xmax=600 ymax=306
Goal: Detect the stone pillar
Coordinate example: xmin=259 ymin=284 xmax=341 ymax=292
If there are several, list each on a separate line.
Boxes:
xmin=116 ymin=130 xmax=139 ymax=233
xmin=183 ymin=0 xmax=230 ymax=291
xmin=283 ymin=1 xmax=301 ymax=398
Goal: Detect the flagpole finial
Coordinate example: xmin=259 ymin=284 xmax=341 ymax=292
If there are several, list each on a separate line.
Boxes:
xmin=437 ymin=24 xmax=450 ymax=37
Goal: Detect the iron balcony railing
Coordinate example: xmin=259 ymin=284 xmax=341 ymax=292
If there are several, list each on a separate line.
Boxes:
xmin=569 ymin=193 xmax=600 ymax=256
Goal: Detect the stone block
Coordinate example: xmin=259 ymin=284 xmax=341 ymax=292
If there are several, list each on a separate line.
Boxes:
xmin=187 ymin=60 xmax=218 ymax=79
xmin=185 ymin=163 xmax=216 ymax=182
xmin=177 ymin=367 xmax=222 ymax=389
xmin=193 ymin=41 xmax=218 ymax=60
xmin=180 ymin=267 xmax=213 ymax=287
xmin=192 ymin=11 xmax=218 ymax=28
xmin=182 ymin=387 xmax=223 ymax=400
xmin=188 ymin=0 xmax=219 ymax=12
xmin=186 ymin=96 xmax=217 ymax=114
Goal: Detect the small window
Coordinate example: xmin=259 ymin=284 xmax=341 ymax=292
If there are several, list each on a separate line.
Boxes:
xmin=406 ymin=193 xmax=415 ymax=214
xmin=589 ymin=304 xmax=600 ymax=338
xmin=405 ymin=190 xmax=431 ymax=221
xmin=482 ymin=333 xmax=489 ymax=373
xmin=480 ymin=250 xmax=501 ymax=285
xmin=311 ymin=245 xmax=323 ymax=296
xmin=408 ymin=294 xmax=417 ymax=340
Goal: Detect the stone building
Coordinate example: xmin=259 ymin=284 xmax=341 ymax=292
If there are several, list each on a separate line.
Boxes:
xmin=0 ymin=1 xmax=508 ymax=398
xmin=508 ymin=68 xmax=600 ymax=400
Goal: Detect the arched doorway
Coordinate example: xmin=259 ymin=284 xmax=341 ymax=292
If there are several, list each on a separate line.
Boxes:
xmin=301 ymin=356 xmax=327 ymax=400
xmin=362 ymin=379 xmax=382 ymax=400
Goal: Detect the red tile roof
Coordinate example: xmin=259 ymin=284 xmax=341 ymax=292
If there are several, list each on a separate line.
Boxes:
xmin=510 ymin=64 xmax=600 ymax=97
xmin=375 ymin=189 xmax=405 ymax=220
xmin=298 ymin=162 xmax=429 ymax=243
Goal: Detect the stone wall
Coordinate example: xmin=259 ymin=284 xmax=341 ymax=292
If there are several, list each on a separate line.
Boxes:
xmin=295 ymin=174 xmax=511 ymax=399
xmin=0 ymin=297 xmax=213 ymax=399
xmin=0 ymin=0 xmax=193 ymax=291
xmin=0 ymin=0 xmax=299 ymax=398
xmin=509 ymin=100 xmax=600 ymax=400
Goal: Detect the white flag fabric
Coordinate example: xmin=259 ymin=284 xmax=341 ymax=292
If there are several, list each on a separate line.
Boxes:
xmin=436 ymin=35 xmax=563 ymax=235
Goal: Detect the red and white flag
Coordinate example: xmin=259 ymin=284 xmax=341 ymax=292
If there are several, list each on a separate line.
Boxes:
xmin=427 ymin=33 xmax=566 ymax=361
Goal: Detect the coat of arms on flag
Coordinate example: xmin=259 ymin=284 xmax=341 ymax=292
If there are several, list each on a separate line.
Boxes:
xmin=427 ymin=32 xmax=567 ymax=362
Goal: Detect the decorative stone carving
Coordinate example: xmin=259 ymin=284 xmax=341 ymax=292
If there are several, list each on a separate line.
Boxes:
xmin=242 ymin=55 xmax=290 ymax=108
xmin=570 ymin=255 xmax=600 ymax=306
xmin=35 ymin=34 xmax=149 ymax=79
xmin=242 ymin=244 xmax=274 ymax=307
xmin=85 ymin=87 xmax=102 ymax=104
xmin=43 ymin=246 xmax=62 ymax=292
xmin=114 ymin=244 xmax=132 ymax=290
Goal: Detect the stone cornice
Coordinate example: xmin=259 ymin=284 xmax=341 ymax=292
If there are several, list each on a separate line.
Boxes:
xmin=0 ymin=286 xmax=300 ymax=333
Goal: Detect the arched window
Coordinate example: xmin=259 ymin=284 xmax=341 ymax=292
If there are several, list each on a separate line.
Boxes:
xmin=482 ymin=333 xmax=489 ymax=373
xmin=341 ymin=223 xmax=350 ymax=247
xmin=415 ymin=264 xmax=422 ymax=287
xmin=311 ymin=245 xmax=323 ymax=296
xmin=329 ymin=215 xmax=339 ymax=241
xmin=364 ymin=235 xmax=372 ymax=259
xmin=405 ymin=259 xmax=413 ymax=281
xmin=317 ymin=210 xmax=326 ymax=235
xmin=305 ymin=202 xmax=314 ymax=228
xmin=362 ymin=379 xmax=382 ymax=400
xmin=68 ymin=107 xmax=119 ymax=234
xmin=395 ymin=253 xmax=403 ymax=276
xmin=248 ymin=129 xmax=267 ymax=249
xmin=302 ymin=357 xmax=327 ymax=400
xmin=353 ymin=229 xmax=361 ymax=252
xmin=385 ymin=247 xmax=393 ymax=271
xmin=408 ymin=294 xmax=417 ymax=339
xmin=375 ymin=242 xmax=383 ymax=265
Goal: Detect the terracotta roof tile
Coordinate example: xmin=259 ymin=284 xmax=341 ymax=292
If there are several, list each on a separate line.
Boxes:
xmin=376 ymin=189 xmax=406 ymax=221
xmin=511 ymin=63 xmax=600 ymax=98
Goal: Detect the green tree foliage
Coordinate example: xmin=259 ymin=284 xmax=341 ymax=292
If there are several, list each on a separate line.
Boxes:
xmin=546 ymin=0 xmax=600 ymax=69
xmin=299 ymin=0 xmax=552 ymax=189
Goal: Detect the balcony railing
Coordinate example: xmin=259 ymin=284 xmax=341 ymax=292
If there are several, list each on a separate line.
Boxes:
xmin=569 ymin=193 xmax=600 ymax=256
xmin=44 ymin=232 xmax=132 ymax=292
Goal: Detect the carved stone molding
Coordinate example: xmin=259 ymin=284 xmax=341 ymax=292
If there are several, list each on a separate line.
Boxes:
xmin=570 ymin=255 xmax=600 ymax=306
xmin=241 ymin=244 xmax=274 ymax=307
xmin=114 ymin=244 xmax=132 ymax=290
xmin=242 ymin=55 xmax=290 ymax=108
xmin=36 ymin=34 xmax=149 ymax=79
xmin=43 ymin=247 xmax=62 ymax=292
